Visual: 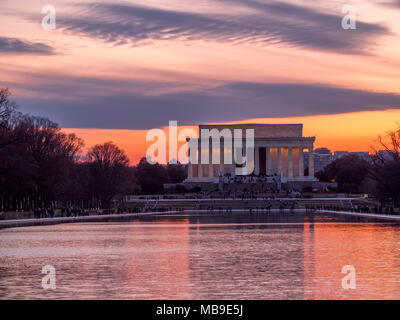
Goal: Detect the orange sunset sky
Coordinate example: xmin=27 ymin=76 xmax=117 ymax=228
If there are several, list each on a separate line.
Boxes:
xmin=1 ymin=0 xmax=400 ymax=164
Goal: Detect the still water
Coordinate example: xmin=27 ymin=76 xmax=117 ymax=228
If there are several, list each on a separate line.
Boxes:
xmin=1 ymin=212 xmax=400 ymax=299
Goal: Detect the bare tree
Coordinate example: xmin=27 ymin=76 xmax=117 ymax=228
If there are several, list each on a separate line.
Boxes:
xmin=370 ymin=124 xmax=400 ymax=206
xmin=373 ymin=123 xmax=400 ymax=163
xmin=0 ymin=88 xmax=19 ymax=149
xmin=0 ymin=112 xmax=85 ymax=210
xmin=0 ymin=88 xmax=17 ymax=126
xmin=87 ymin=142 xmax=132 ymax=208
xmin=88 ymin=141 xmax=129 ymax=168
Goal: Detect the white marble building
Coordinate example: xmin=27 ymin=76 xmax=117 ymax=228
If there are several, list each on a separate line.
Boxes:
xmin=185 ymin=124 xmax=317 ymax=183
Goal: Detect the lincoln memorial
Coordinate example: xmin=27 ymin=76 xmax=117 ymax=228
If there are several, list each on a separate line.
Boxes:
xmin=185 ymin=123 xmax=317 ymax=183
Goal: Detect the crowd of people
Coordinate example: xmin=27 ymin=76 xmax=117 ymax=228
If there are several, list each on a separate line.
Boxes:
xmin=220 ymin=173 xmax=282 ymax=184
xmin=30 ymin=200 xmax=398 ymax=218
xmin=33 ymin=208 xmax=55 ymax=219
xmin=305 ymin=204 xmax=398 ymax=215
xmin=33 ymin=207 xmax=87 ymax=218
xmin=193 ymin=189 xmax=301 ymax=200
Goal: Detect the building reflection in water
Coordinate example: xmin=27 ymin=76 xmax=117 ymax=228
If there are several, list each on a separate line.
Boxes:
xmin=303 ymin=217 xmax=400 ymax=299
xmin=185 ymin=213 xmax=400 ymax=299
xmin=0 ymin=213 xmax=400 ymax=299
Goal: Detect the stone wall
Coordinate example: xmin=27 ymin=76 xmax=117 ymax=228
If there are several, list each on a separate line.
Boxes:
xmin=199 ymin=124 xmax=303 ymax=138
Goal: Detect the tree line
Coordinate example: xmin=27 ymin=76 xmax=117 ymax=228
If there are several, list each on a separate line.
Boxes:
xmin=0 ymin=88 xmax=186 ymax=211
xmin=316 ymin=126 xmax=400 ymax=207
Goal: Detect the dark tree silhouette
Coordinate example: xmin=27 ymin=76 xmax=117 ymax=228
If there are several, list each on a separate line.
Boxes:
xmin=316 ymin=154 xmax=371 ymax=193
xmin=370 ymin=124 xmax=400 ymax=206
xmin=0 ymin=88 xmax=158 ymax=211
xmin=0 ymin=110 xmax=84 ymax=210
xmin=166 ymin=162 xmax=187 ymax=183
xmin=135 ymin=157 xmax=168 ymax=194
xmin=86 ymin=142 xmax=133 ymax=207
xmin=0 ymin=88 xmax=16 ymax=124
xmin=0 ymin=88 xmax=18 ymax=149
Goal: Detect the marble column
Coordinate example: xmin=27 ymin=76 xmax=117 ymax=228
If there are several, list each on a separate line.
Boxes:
xmin=266 ymin=147 xmax=271 ymax=175
xmin=208 ymin=144 xmax=213 ymax=177
xmin=198 ymin=140 xmax=203 ymax=178
xmin=299 ymin=147 xmax=304 ymax=178
xmin=277 ymin=147 xmax=282 ymax=176
xmin=188 ymin=163 xmax=193 ymax=179
xmin=187 ymin=145 xmax=193 ymax=179
xmin=288 ymin=147 xmax=293 ymax=178
xmin=231 ymin=145 xmax=236 ymax=177
xmin=308 ymin=146 xmax=314 ymax=178
xmin=220 ymin=142 xmax=224 ymax=176
xmin=186 ymin=144 xmax=191 ymax=179
xmin=255 ymin=147 xmax=260 ymax=175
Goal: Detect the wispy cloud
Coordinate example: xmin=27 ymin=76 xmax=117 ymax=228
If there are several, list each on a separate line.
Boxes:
xmin=381 ymin=0 xmax=400 ymax=8
xmin=11 ymin=74 xmax=400 ymax=129
xmin=57 ymin=1 xmax=390 ymax=54
xmin=0 ymin=37 xmax=55 ymax=55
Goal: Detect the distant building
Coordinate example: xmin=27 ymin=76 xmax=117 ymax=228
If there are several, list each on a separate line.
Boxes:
xmin=304 ymin=149 xmax=372 ymax=173
xmin=353 ymin=152 xmax=371 ymax=162
xmin=334 ymin=151 xmax=371 ymax=162
xmin=333 ymin=151 xmax=349 ymax=160
xmin=304 ymin=148 xmax=333 ymax=173
xmin=314 ymin=148 xmax=333 ymax=172
xmin=377 ymin=150 xmax=395 ymax=161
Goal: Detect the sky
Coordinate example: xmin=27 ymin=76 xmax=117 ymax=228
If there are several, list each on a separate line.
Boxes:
xmin=1 ymin=0 xmax=400 ymax=164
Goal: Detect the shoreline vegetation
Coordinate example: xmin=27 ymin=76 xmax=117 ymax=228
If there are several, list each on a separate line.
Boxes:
xmin=1 ymin=87 xmax=400 ymax=218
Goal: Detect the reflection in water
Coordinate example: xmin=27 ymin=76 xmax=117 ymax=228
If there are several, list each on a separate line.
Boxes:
xmin=0 ymin=212 xmax=399 ymax=299
xmin=303 ymin=220 xmax=400 ymax=299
